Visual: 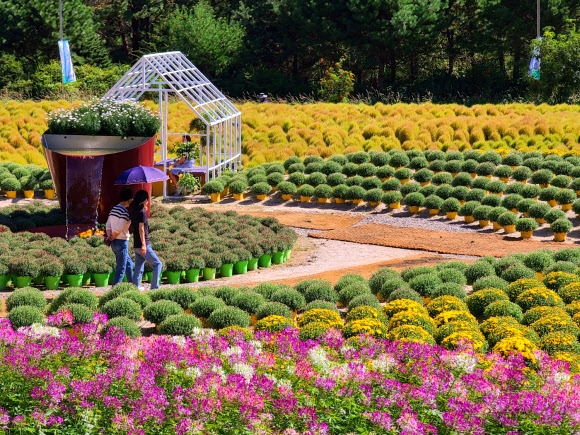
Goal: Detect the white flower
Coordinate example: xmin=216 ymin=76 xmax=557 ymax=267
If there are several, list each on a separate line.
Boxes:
xmin=185 ymin=366 xmax=202 ymax=379
xmin=223 ymin=345 xmax=243 ymax=357
xmin=19 ymin=323 xmax=60 ymax=338
xmin=232 ymin=362 xmax=254 ymax=382
xmin=371 ymin=354 xmax=397 ymax=373
xmin=308 ymin=346 xmax=332 ymax=374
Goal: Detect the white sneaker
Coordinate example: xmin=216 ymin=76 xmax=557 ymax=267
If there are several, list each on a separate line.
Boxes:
xmin=138 ymin=286 xmax=145 ymax=291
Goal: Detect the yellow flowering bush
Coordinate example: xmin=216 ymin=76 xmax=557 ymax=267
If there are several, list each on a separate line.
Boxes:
xmin=298 ymin=321 xmax=337 ymax=341
xmin=505 ymin=278 xmax=545 ymax=302
xmin=388 ymin=324 xmax=436 ymax=345
xmin=345 ymin=305 xmax=388 ymax=323
xmin=466 ymin=288 xmax=509 ymax=316
xmin=543 ymin=271 xmax=580 ymax=292
xmin=441 ymin=331 xmax=489 ymax=353
xmin=482 ymin=300 xmax=524 ymax=322
xmin=217 ymin=326 xmax=254 ymax=341
xmin=553 ymin=352 xmax=580 ymax=374
xmin=558 ymin=282 xmax=580 ymax=304
xmin=565 ymin=301 xmax=580 ymax=318
xmin=382 ymin=299 xmax=427 ymax=318
xmin=342 ymin=318 xmax=388 ymax=338
xmin=530 ymin=315 xmax=580 ymax=337
xmin=433 ymin=310 xmax=477 ymax=327
xmin=521 ymin=306 xmax=570 ymax=326
xmin=255 ymin=315 xmax=295 ymax=333
xmin=297 ymin=309 xmax=342 ymax=328
xmin=539 ymin=332 xmax=580 ymax=355
xmin=479 ymin=316 xmax=521 ymax=338
xmin=434 ymin=321 xmax=482 ymax=344
xmin=516 ymin=288 xmax=565 ymax=312
xmin=493 ymin=336 xmax=539 ymax=364
xmin=426 ymin=296 xmax=468 ymax=317
xmin=388 ymin=310 xmax=436 ymax=335
xmin=486 ymin=325 xmax=540 ymax=348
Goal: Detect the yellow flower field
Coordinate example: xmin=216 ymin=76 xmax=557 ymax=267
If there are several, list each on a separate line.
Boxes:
xmin=1 ymin=100 xmax=580 ymax=167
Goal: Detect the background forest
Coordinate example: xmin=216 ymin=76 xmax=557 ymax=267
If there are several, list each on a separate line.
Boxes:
xmin=0 ymin=0 xmax=579 ymax=104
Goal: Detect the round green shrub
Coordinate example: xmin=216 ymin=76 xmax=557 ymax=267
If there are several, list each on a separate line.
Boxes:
xmin=531 ymin=316 xmax=580 ymax=338
xmin=512 ymin=166 xmax=532 ymax=182
xmin=523 ymin=251 xmax=554 ymax=273
xmin=161 ymin=286 xmax=200 ymax=309
xmin=382 ymin=191 xmax=403 ymax=205
xmin=444 ymin=160 xmax=463 ymax=174
xmin=338 ymin=283 xmax=371 ymax=305
xmin=334 ymin=274 xmax=369 ymax=293
xmin=543 ymin=272 xmax=579 ymax=292
xmin=389 ymin=153 xmax=410 ymax=168
xmin=500 ymin=264 xmax=536 ymax=283
xmin=394 ymin=168 xmax=413 ymax=181
xmin=451 ymin=186 xmax=469 ymax=201
xmin=482 ymin=300 xmax=523 ymax=321
xmin=208 ymin=306 xmax=250 ymax=329
xmin=466 ymin=288 xmax=509 ymax=316
xmin=550 ymin=175 xmax=571 ymax=189
xmin=356 ymin=162 xmax=378 ymax=177
xmin=6 ymin=288 xmax=46 ymax=312
xmin=189 ymin=296 xmax=226 ymax=318
xmin=201 ymin=180 xmax=224 ymax=194
xmin=376 ymin=165 xmax=395 ymax=180
xmin=256 ymin=301 xmax=293 ymax=320
xmin=539 ymin=186 xmax=559 ymax=202
xmin=451 ymin=172 xmax=472 ymax=187
xmin=101 ymin=316 xmax=141 ymax=338
xmin=501 ymin=194 xmax=524 ymax=211
xmin=516 ymin=198 xmax=536 ymax=214
xmin=306 ymin=172 xmax=327 ymax=187
xmin=436 ymin=268 xmax=467 ymax=286
xmin=253 ymin=283 xmax=283 ymax=300
xmin=250 ymin=182 xmax=272 ymax=196
xmin=378 ymin=280 xmax=410 ymax=300
xmin=332 ymin=184 xmax=350 ymax=200
xmin=115 ymin=291 xmax=151 ymax=310
xmin=386 ymin=288 xmax=423 ymax=304
xmin=303 ymin=300 xmax=339 ymax=313
xmin=434 ymin=320 xmax=481 ymax=344
xmin=472 ymin=276 xmax=508 ymax=292
xmin=297 ymin=184 xmax=315 ymax=197
xmin=143 ymin=300 xmax=183 ymax=324
xmin=102 ymin=297 xmax=142 ymax=322
xmin=435 ymin=184 xmax=454 ymax=200
xmin=558 ymin=282 xmax=580 ymax=304
xmin=266 ymin=173 xmax=284 ymax=187
xmin=432 ymin=283 xmax=467 ymax=301
xmin=230 ymin=291 xmax=266 ymax=314
xmin=58 ymin=303 xmax=94 ymax=324
xmin=255 ymin=315 xmax=295 ymax=333
xmin=348 ymin=293 xmax=381 ymax=310
xmin=551 ymin=218 xmax=573 ymax=234
xmin=288 ymin=172 xmax=306 ymax=185
xmin=530 ymin=169 xmax=554 ymax=185
xmin=436 ymin=261 xmax=468 ymax=272
xmin=540 ymin=332 xmax=580 ymax=355
xmin=401 ymin=266 xmax=437 ymax=282
xmin=522 ymin=306 xmax=570 ymax=326
xmin=545 ymin=261 xmax=577 ymax=274
xmin=98 ymin=283 xmax=139 ymax=308
xmin=326 ymin=173 xmax=346 ymax=187
xmin=555 ymin=188 xmax=576 ymax=205
xmin=431 ymin=172 xmax=453 ymax=185
xmin=461 ymin=159 xmax=479 ymax=173
xmin=408 ymin=273 xmax=442 ymax=297
xmin=314 ymin=184 xmax=336 ymax=199
xmin=441 ymin=197 xmax=461 ymax=213
xmin=423 ymin=195 xmax=444 ymax=211
xmin=345 ymin=175 xmax=364 ymax=187
xmin=363 ymin=188 xmax=384 ymax=203
xmin=426 ymin=296 xmax=469 ymax=318
xmin=8 ymin=305 xmax=44 ymax=329
xmin=158 ymin=314 xmax=202 ymax=335
xmin=464 ymin=261 xmax=496 ymax=285
xmin=545 ymin=209 xmax=567 ymax=224
xmin=368 ymin=267 xmax=401 ymax=294
xmin=494 ymin=165 xmax=513 ymax=179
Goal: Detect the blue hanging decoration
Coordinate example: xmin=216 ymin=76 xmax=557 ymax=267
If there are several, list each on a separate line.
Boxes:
xmin=528 ymin=40 xmax=541 ymax=81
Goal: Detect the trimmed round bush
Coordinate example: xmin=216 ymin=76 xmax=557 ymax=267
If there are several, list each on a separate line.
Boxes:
xmin=338 ymin=283 xmax=371 ymax=306
xmin=346 ymin=306 xmax=387 ymax=323
xmin=500 ymin=264 xmax=536 ymax=283
xmin=459 ymin=200 xmax=480 ymax=218
xmin=253 ymin=283 xmax=284 ymax=300
xmin=334 ymin=274 xmax=369 ymax=293
xmin=472 ymin=276 xmax=508 ymax=292
xmin=346 ymin=185 xmax=366 ymax=201
xmin=386 ymin=288 xmax=423 ymax=305
xmin=401 ymin=266 xmax=437 ymax=282
xmin=230 ymin=291 xmax=267 ymax=314
xmin=58 ymin=303 xmax=94 ymax=324
xmin=298 ymin=322 xmax=335 ymax=341
xmin=304 ymin=300 xmax=340 ymax=313
xmin=389 ymin=311 xmax=436 ymax=335
xmin=551 ymin=218 xmax=573 ymax=234
xmin=523 ymin=251 xmax=554 ymax=273
xmin=297 ymin=184 xmax=315 ymax=197
xmin=101 ymin=316 xmax=141 ymax=338
xmin=363 ymin=188 xmax=384 ymax=203
xmin=102 ymin=298 xmax=142 ymax=322
xmin=466 ymin=288 xmax=509 ymax=316
xmin=531 ymin=316 xmax=580 ymax=338
xmin=214 ymin=287 xmax=238 ymax=305
xmin=382 ymin=299 xmax=427 ymax=318
xmin=520 ymin=184 xmax=541 ymax=199
xmin=426 ymin=296 xmax=468 ymax=318
xmin=378 ymin=280 xmax=410 ymax=300
xmin=158 ymin=314 xmax=202 ymax=336
xmin=505 ymin=279 xmax=546 ymax=302
xmin=516 ymin=199 xmax=536 ymax=215
xmin=306 ymin=172 xmax=327 ymax=187
xmin=516 ymin=288 xmax=565 ymax=312
xmin=555 ymin=188 xmax=576 ymax=205
xmin=472 ymin=177 xmax=491 ymax=191
xmin=394 ymin=168 xmax=413 ymax=181
xmin=357 ymin=163 xmax=378 ymax=177
xmin=512 ymin=166 xmax=532 ymax=182
xmin=98 ymin=283 xmax=139 ymax=308
xmin=408 ymin=273 xmax=442 ymax=297
xmin=376 ymin=165 xmax=395 ymax=180
xmin=432 ymin=172 xmax=453 ymax=185
xmin=501 ymin=194 xmax=524 ymax=211
xmin=382 ymin=191 xmax=403 ymax=205
xmin=545 ymin=261 xmax=577 ymax=274
xmin=423 ymin=195 xmax=444 ymax=211
xmin=6 ymin=288 xmax=47 ymax=312
xmin=189 ymin=296 xmax=226 ymax=318
xmin=208 ymin=306 xmax=250 ymax=329
xmin=464 ymin=261 xmax=496 ymax=285
xmin=321 ymin=161 xmax=342 ymax=176
xmin=255 ymin=315 xmax=295 ymax=333
xmin=343 ymin=318 xmax=387 ymax=338
xmin=8 ymin=306 xmax=44 ymax=329
xmin=432 ymin=283 xmax=467 ymax=301
xmin=161 ymin=287 xmax=200 ymax=309
xmin=494 ymin=165 xmax=513 ymax=179
xmin=559 ymin=282 xmax=580 ymax=304
xmin=481 ymin=195 xmax=502 ymax=207
xmin=368 ymin=268 xmax=401 ymax=295
xmin=437 ymin=268 xmax=467 ymax=286
xmin=451 ymin=186 xmax=469 ymax=202
xmin=382 ymin=178 xmax=402 ymax=192
xmin=443 ymin=160 xmax=463 ymax=174
xmin=288 ymin=172 xmax=306 ymax=186
xmin=298 ymin=308 xmax=342 ymax=327
xmin=545 ymin=209 xmax=567 ymax=224
xmin=539 ymin=186 xmax=559 ymax=202
xmin=540 ymin=332 xmax=580 ymax=355
xmin=482 ymin=300 xmax=523 ymax=321
xmin=543 ymin=271 xmax=580 ymax=292
xmin=256 ymin=302 xmax=293 ymax=320
xmin=436 ymin=261 xmax=468 ymax=272
xmin=434 ymin=320 xmax=481 ymax=344
xmin=451 ymin=172 xmax=472 ymax=187
xmin=522 ymin=307 xmax=570 ymax=326
xmin=348 ymin=293 xmax=381 ymax=310
xmin=270 ymin=289 xmax=305 ymax=312
xmin=531 ymin=169 xmax=554 ymax=185
xmin=303 ymin=284 xmax=338 ymax=304
xmin=326 ymin=173 xmax=346 ymax=187
xmin=461 ymin=159 xmax=479 ymax=173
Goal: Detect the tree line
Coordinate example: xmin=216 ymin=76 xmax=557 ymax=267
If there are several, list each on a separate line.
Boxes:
xmin=0 ymin=0 xmax=578 ymax=103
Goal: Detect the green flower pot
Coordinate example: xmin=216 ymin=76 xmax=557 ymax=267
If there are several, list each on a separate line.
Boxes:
xmin=83 ymin=272 xmax=92 ymax=286
xmin=248 ymin=258 xmax=259 ymax=271
xmin=93 ymin=273 xmax=110 ymax=287
xmin=123 ymin=274 xmax=128 ymax=283
xmin=166 ymin=270 xmax=183 ymax=285
xmin=33 ymin=275 xmax=45 ymax=285
xmin=13 ymin=276 xmax=32 ymax=288
xmin=65 ymin=274 xmax=84 ymax=287
xmin=234 ymin=260 xmax=248 ymax=275
xmin=283 ymin=249 xmax=292 ymax=262
xmin=203 ymin=267 xmax=216 ymax=281
xmin=44 ymin=276 xmax=61 ymax=290
xmin=258 ymin=254 xmax=272 ymax=268
xmin=272 ymin=251 xmax=285 ymax=264
xmin=0 ymin=275 xmax=8 ymax=290
xmin=108 ymin=274 xmax=114 ymax=285
xmin=220 ymin=263 xmax=234 ymax=278
xmin=144 ymin=271 xmax=152 ymax=283
xmin=185 ymin=268 xmax=200 ymax=283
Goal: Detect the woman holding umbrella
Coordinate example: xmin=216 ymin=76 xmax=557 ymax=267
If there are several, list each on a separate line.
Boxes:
xmin=130 ymin=190 xmax=162 ymax=290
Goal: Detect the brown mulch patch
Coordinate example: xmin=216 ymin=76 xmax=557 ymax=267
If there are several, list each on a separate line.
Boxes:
xmin=238 ymin=211 xmax=363 ymax=230
xmin=310 ymin=223 xmax=576 ymax=258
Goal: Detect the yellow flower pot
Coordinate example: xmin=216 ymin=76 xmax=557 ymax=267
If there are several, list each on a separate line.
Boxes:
xmin=352 ymin=198 xmax=363 ymax=204
xmin=500 ymin=177 xmax=510 ymax=183
xmin=540 ymin=184 xmax=549 ymax=189
xmin=478 ymin=219 xmax=489 ymax=228
xmin=429 ymin=209 xmax=440 ymax=215
xmin=400 ymin=178 xmax=410 ymax=184
xmin=486 ymin=174 xmax=492 ymax=179
xmin=536 ymin=272 xmax=543 ymax=280
xmin=43 ymin=189 xmax=55 ymax=199
xmin=318 ymin=197 xmax=328 ymax=203
xmin=221 ymin=186 xmax=230 ymax=196
xmin=576 ymin=190 xmax=580 ymax=196
xmin=420 ymin=181 xmax=430 ymax=186
xmin=256 ymin=194 xmax=267 ymax=201
xmin=561 ymin=203 xmax=572 ymax=211
xmin=23 ymin=190 xmax=34 ymax=199
xmin=522 ymin=180 xmax=527 ymax=184
xmin=520 ymin=230 xmax=533 ymax=239
xmin=446 ymin=211 xmax=458 ymax=220
xmin=271 ymin=186 xmax=278 ymax=192
xmin=335 ymin=198 xmax=346 ymax=204
xmin=504 ymin=224 xmax=516 ymax=234
xmin=459 ymin=200 xmax=466 ymax=205
xmin=281 ymin=194 xmax=293 ymax=201
xmin=535 ymin=218 xmax=545 ymax=224
xmin=380 ymin=177 xmax=391 ymax=182
xmin=548 ymin=199 xmax=557 ymax=207
xmin=369 ymin=201 xmax=380 ymax=207
xmin=390 ymin=201 xmax=401 ymax=209
xmin=492 ymin=221 xmax=502 ymax=230
xmin=210 ymin=193 xmax=221 ymax=202
xmin=5 ymin=190 xmax=16 ymax=199
xmin=469 ymin=173 xmax=477 ymax=179
xmin=523 ymin=212 xmax=530 ymax=218
xmin=233 ymin=193 xmax=244 ymax=201
xmin=554 ymin=232 xmax=567 ymax=242
xmin=451 ymin=172 xmax=459 ymax=177
xmin=510 ymin=166 xmax=518 ymax=170
xmin=409 ymin=206 xmax=420 ymax=213
xmin=250 ymin=314 xmax=257 ymax=326
xmin=300 ymin=196 xmax=311 ymax=203
xmin=464 ymin=215 xmax=475 ymax=223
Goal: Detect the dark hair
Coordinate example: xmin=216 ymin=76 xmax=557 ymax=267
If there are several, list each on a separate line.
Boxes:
xmin=119 ymin=188 xmax=133 ymax=202
xmin=183 ymin=135 xmax=192 ymax=143
xmin=131 ymin=190 xmax=149 ymax=211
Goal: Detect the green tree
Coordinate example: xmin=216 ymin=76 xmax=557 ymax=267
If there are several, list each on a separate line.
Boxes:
xmin=161 ymin=1 xmax=245 ymax=76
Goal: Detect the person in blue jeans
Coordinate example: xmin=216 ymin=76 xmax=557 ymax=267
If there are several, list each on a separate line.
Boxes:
xmin=130 ymin=190 xmax=162 ymax=290
xmin=105 ymin=188 xmax=134 ymax=285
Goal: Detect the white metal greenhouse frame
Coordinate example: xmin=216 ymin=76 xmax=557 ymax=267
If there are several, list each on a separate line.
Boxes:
xmin=103 ymin=51 xmax=242 ymax=197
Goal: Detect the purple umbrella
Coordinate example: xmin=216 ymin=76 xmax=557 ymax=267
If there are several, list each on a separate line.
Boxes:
xmin=114 ymin=165 xmax=169 ymax=185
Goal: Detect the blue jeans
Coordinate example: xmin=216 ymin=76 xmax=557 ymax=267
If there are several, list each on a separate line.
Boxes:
xmin=133 ymin=245 xmax=162 ymax=289
xmin=110 ymin=239 xmax=133 ymax=285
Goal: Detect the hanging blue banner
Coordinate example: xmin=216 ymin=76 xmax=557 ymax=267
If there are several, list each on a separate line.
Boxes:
xmin=58 ymin=40 xmax=76 ymax=84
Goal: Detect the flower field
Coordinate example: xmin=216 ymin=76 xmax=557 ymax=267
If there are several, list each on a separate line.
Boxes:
xmin=1 ymin=100 xmax=580 ymax=166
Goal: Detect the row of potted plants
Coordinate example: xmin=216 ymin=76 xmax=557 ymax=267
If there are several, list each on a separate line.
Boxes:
xmin=0 ymin=161 xmax=55 ymax=199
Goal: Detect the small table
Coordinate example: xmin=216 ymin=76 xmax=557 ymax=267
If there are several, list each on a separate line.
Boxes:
xmin=171 ymin=160 xmax=208 ymax=186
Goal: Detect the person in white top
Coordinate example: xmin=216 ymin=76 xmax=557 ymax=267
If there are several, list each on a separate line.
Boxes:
xmin=106 ymin=188 xmax=134 ymax=285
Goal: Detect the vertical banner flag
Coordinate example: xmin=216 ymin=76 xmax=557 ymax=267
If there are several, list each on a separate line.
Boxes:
xmin=58 ymin=40 xmax=76 ymax=84
xmin=528 ymin=40 xmax=541 ymax=81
